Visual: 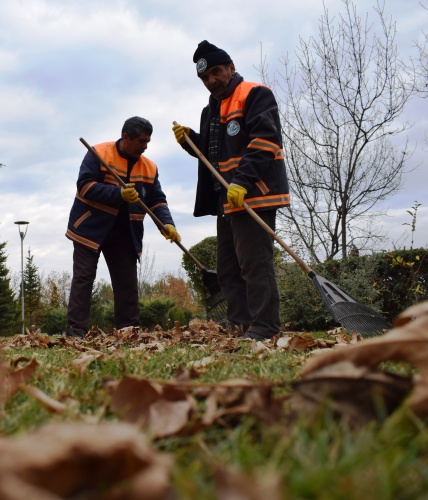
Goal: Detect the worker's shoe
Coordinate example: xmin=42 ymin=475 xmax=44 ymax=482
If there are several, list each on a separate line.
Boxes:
xmin=65 ymin=326 xmax=86 ymax=338
xmin=242 ymin=330 xmax=271 ymax=341
xmin=241 ymin=330 xmax=281 ymax=340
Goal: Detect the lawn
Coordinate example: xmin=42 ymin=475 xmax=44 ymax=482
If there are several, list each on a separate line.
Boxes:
xmin=0 ymin=311 xmax=427 ymax=499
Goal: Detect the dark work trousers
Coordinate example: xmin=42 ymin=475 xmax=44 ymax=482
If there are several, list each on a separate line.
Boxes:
xmin=216 ymin=210 xmax=281 ymax=338
xmin=67 ymin=227 xmax=140 ymax=331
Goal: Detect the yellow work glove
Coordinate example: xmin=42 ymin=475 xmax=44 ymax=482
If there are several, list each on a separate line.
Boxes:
xmin=172 ymin=123 xmax=190 ymax=145
xmin=161 ymin=224 xmax=181 ymax=243
xmin=227 ymin=184 xmax=247 ymax=208
xmin=121 ymin=183 xmax=139 ymax=204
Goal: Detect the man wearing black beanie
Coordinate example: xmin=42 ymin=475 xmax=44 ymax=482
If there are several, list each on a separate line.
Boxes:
xmin=173 ymin=40 xmax=290 ymax=340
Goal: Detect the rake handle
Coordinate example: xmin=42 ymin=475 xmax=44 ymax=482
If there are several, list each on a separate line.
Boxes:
xmin=173 ymin=122 xmax=312 ymax=275
xmin=79 ymin=137 xmax=206 ymax=271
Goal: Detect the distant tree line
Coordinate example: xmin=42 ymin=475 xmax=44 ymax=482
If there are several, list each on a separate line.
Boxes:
xmin=0 ymin=241 xmax=200 ymax=337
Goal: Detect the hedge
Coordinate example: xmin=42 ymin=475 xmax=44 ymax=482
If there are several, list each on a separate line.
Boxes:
xmin=276 ymin=248 xmax=428 ymax=331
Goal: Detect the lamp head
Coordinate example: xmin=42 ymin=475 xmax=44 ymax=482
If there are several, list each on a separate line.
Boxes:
xmin=14 ymin=221 xmax=29 ymax=239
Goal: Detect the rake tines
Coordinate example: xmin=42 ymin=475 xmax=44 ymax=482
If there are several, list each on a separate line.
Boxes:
xmin=202 ymin=268 xmax=228 ymax=325
xmin=331 ymin=302 xmax=390 ymax=337
xmin=205 ymin=290 xmax=228 ymax=325
xmin=311 ymin=272 xmax=391 ymax=337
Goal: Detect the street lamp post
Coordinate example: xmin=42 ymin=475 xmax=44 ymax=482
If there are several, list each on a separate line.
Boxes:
xmin=14 ymin=221 xmax=29 ymax=335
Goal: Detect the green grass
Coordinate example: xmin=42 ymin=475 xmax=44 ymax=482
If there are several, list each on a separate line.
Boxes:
xmin=1 ymin=338 xmax=428 ymax=498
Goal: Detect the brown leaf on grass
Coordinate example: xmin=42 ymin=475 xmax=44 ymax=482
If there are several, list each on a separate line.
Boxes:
xmin=215 ymin=466 xmax=282 ymax=500
xmin=0 ymin=358 xmax=39 ymax=403
xmin=188 ymin=355 xmax=217 ymax=369
xmin=0 ymin=422 xmax=173 ymax=499
xmin=188 ymin=317 xmax=223 ymax=334
xmin=108 ymin=375 xmax=285 ymax=436
xmin=240 ymin=331 xmax=340 ymax=354
xmin=109 ymin=375 xmax=194 ymax=438
xmin=292 ymin=302 xmax=428 ymax=423
xmin=291 ymin=366 xmax=412 ymax=427
xmin=20 ymin=385 xmax=67 ymax=414
xmin=200 ymin=379 xmax=284 ymax=426
xmin=110 ymin=376 xmax=161 ymax=423
xmin=251 ymin=340 xmax=272 ymax=355
xmin=275 ymin=334 xmax=340 ymax=354
xmin=71 ymin=350 xmax=106 ymax=374
xmin=149 ymin=399 xmax=194 ymax=439
xmin=173 ymin=365 xmax=200 ymax=382
xmin=288 ymin=333 xmax=323 ymax=352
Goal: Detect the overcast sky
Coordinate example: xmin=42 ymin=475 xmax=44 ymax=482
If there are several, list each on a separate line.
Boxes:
xmin=1 ymin=0 xmax=427 ymax=285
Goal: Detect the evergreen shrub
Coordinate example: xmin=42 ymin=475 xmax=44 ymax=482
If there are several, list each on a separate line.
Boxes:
xmin=277 ymin=248 xmax=428 ymax=330
xmin=41 ymin=308 xmax=67 ymax=336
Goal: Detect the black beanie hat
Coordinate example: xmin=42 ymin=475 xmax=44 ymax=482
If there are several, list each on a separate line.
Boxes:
xmin=193 ymin=40 xmax=232 ymax=75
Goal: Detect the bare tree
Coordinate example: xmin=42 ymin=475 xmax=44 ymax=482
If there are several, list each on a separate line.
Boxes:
xmin=9 ymin=271 xmax=21 ymax=300
xmin=412 ymin=2 xmax=428 ymax=95
xmin=138 ymin=243 xmax=156 ymax=298
xmin=40 ymin=270 xmax=72 ymax=308
xmin=260 ymin=0 xmax=414 ymax=262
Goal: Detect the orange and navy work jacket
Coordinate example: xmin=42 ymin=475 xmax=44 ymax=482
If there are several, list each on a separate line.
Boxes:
xmin=181 ymin=73 xmax=290 ymax=216
xmin=66 ymin=141 xmax=174 ymax=255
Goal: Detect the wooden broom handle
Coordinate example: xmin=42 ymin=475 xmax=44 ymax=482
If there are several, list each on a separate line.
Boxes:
xmin=173 ymin=122 xmax=313 ymax=274
xmin=79 ymin=137 xmax=206 ymax=271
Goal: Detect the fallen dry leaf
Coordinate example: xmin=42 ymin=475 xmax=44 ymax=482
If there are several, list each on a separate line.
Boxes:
xmin=110 ymin=376 xmax=163 ymax=423
xmin=0 ymin=422 xmax=173 ymax=499
xmin=252 ymin=341 xmax=272 ymax=355
xmin=291 ymin=366 xmax=412 ymax=427
xmin=173 ymin=365 xmax=200 ymax=382
xmin=188 ymin=355 xmax=216 ymax=369
xmin=71 ymin=350 xmax=105 ymax=375
xmin=199 ymin=378 xmax=284 ymax=426
xmin=0 ymin=358 xmax=39 ymax=405
xmin=109 ymin=375 xmax=194 ymax=439
xmin=288 ymin=333 xmax=320 ymax=352
xmin=293 ymin=301 xmax=428 ymax=422
xmin=149 ymin=399 xmax=194 ymax=439
xmin=21 ymin=385 xmax=67 ymax=414
xmin=106 ymin=374 xmax=285 ymax=436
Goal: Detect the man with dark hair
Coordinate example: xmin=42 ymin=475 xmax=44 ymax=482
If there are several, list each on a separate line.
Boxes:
xmin=66 ymin=116 xmax=180 ymax=337
xmin=173 ymin=41 xmax=290 ymax=340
